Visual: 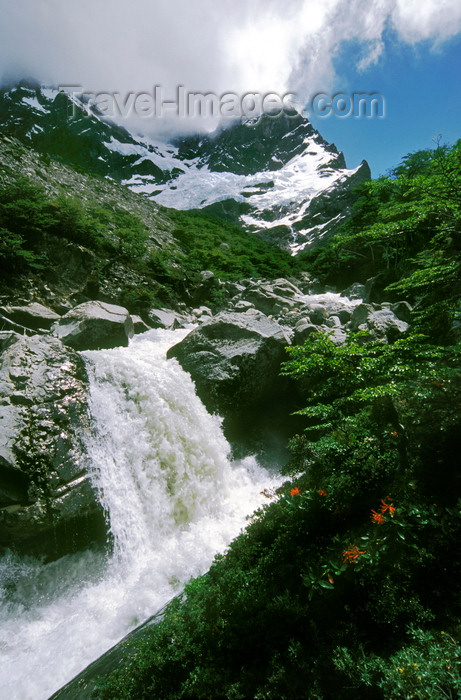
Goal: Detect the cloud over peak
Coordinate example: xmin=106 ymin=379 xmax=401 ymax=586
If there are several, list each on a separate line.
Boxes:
xmin=1 ymin=0 xmax=460 ymax=134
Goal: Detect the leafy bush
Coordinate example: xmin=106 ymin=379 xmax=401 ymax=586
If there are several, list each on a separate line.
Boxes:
xmin=303 ymin=139 xmax=461 ymax=339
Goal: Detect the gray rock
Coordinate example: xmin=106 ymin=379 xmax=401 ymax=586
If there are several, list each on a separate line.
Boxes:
xmin=350 ymin=303 xmax=374 ymax=330
xmin=391 ymin=301 xmax=413 ymax=324
xmin=329 ymin=328 xmax=348 ymax=345
xmin=192 ymin=306 xmax=213 ymax=319
xmin=367 ymin=308 xmax=409 ymax=342
xmin=338 ymin=309 xmax=352 ymax=324
xmin=167 ymin=311 xmax=291 ymax=417
xmin=0 ymin=332 xmax=103 ymax=556
xmin=131 ymin=315 xmax=152 ymax=334
xmin=0 ymin=313 xmax=37 ymax=336
xmin=233 ymin=300 xmax=255 ymax=312
xmin=269 ymin=278 xmax=304 ymax=298
xmin=237 ymin=278 xmax=303 ymax=317
xmin=147 ymin=308 xmax=184 ymax=329
xmin=293 ymin=320 xmax=318 ymax=345
xmin=341 ymin=282 xmax=368 ymax=301
xmin=308 ymin=305 xmax=329 ymax=325
xmin=200 ymin=270 xmax=215 ymax=283
xmin=0 ymin=302 xmax=61 ymax=331
xmin=53 ymin=301 xmax=134 ymax=350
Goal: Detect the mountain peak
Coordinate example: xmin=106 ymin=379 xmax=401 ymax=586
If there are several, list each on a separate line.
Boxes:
xmin=0 ymin=83 xmax=370 ymax=253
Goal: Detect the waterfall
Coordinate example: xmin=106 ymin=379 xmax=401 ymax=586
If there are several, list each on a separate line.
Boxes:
xmin=0 ymin=328 xmax=282 ymax=700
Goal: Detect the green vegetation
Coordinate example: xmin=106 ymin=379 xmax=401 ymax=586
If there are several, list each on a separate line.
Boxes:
xmin=0 ymin=176 xmax=293 ymax=311
xmin=93 ymin=141 xmax=461 ymax=699
xmin=169 ymin=209 xmax=292 ymax=281
xmin=94 ymin=331 xmax=461 ymax=699
xmin=303 ymin=138 xmax=461 ymax=341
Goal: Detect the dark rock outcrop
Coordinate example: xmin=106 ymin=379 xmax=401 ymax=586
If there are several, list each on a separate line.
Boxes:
xmin=0 ymin=332 xmax=105 ymax=557
xmin=167 ymin=311 xmax=292 ymax=418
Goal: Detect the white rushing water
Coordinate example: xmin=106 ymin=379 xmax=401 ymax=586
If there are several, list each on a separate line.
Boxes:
xmin=0 ymin=328 xmax=283 ymax=700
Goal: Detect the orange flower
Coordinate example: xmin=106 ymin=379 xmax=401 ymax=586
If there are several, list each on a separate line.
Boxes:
xmin=371 ymin=509 xmax=386 ymax=525
xmin=327 ymin=574 xmax=334 ymax=584
xmin=343 ymin=545 xmax=365 ymax=563
xmin=290 ymin=487 xmax=301 ymax=496
xmin=380 ymin=499 xmax=396 ymax=517
xmin=318 ymin=489 xmax=328 ymax=497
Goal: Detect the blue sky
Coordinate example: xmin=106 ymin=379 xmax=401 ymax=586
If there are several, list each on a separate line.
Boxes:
xmin=309 ymin=33 xmax=461 ymax=177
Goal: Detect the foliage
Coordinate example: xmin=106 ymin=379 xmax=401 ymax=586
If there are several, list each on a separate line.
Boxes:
xmin=303 ymin=139 xmax=461 ymax=340
xmin=0 ymin=176 xmax=293 ymax=310
xmin=169 ymin=209 xmax=294 ymax=282
xmin=94 ymin=322 xmax=461 ymax=699
xmin=334 ymin=627 xmax=461 ymax=699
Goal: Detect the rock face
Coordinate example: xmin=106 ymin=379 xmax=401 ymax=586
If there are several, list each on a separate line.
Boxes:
xmin=0 ymin=332 xmax=105 ymax=557
xmin=167 ymin=311 xmax=292 ymax=418
xmin=52 ymin=301 xmax=134 ymax=351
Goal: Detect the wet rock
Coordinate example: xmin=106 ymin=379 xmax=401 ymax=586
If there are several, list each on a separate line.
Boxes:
xmin=147 ymin=308 xmax=185 ymax=329
xmin=0 ymin=332 xmax=104 ymax=557
xmin=131 ymin=315 xmax=152 ymax=334
xmin=167 ymin=311 xmax=291 ymax=418
xmin=52 ymin=301 xmax=134 ymax=351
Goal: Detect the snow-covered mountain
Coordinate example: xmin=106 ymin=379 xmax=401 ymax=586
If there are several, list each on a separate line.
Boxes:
xmin=0 ymin=82 xmax=370 ymax=253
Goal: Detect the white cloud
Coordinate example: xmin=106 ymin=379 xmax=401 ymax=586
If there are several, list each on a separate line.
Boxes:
xmin=1 ymin=0 xmax=460 ymax=134
xmin=392 ymin=0 xmax=461 ymax=45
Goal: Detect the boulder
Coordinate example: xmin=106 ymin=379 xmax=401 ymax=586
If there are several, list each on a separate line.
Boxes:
xmin=341 ymin=282 xmax=368 ymax=301
xmin=233 ymin=300 xmax=255 ymax=312
xmin=131 ymin=315 xmax=152 ymax=334
xmin=167 ymin=311 xmax=291 ymax=417
xmin=367 ymin=308 xmax=409 ymax=342
xmin=239 ymin=279 xmax=302 ymax=316
xmin=269 ymin=278 xmax=304 ymax=298
xmin=147 ymin=308 xmax=185 ymax=329
xmin=391 ymin=301 xmax=413 ymax=324
xmin=350 ymin=303 xmax=374 ymax=330
xmin=52 ymin=301 xmax=134 ymax=350
xmin=0 ymin=302 xmax=61 ymax=331
xmin=0 ymin=332 xmax=104 ymax=557
xmin=293 ymin=320 xmax=318 ymax=345
xmin=308 ymin=304 xmax=329 ymax=325
xmin=192 ymin=306 xmax=213 ymax=321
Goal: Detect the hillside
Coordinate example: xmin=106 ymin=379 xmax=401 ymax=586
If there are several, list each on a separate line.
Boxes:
xmin=0 ymin=83 xmax=370 ymax=253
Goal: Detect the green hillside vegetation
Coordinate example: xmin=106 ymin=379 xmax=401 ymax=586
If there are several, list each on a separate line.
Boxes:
xmin=0 ymin=176 xmax=292 ymax=311
xmin=304 ymin=138 xmax=461 ymax=342
xmin=94 ymin=141 xmax=461 ymax=699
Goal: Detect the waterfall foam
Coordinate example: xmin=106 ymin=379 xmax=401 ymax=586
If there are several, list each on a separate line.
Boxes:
xmin=0 ymin=328 xmax=283 ymax=699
